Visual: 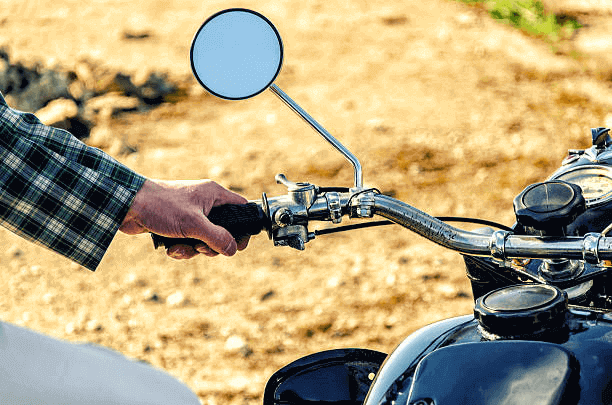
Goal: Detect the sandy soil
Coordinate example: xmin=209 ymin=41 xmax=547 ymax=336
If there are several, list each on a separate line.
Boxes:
xmin=1 ymin=0 xmax=612 ymax=403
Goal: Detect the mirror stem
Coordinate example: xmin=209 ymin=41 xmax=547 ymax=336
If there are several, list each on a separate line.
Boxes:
xmin=269 ymin=84 xmax=363 ymax=189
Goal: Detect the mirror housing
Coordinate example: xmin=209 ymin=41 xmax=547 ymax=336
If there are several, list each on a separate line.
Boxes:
xmin=190 ymin=8 xmax=283 ymax=100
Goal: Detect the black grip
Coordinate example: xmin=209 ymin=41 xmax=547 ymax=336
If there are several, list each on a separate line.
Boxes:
xmin=151 ymin=202 xmax=266 ymax=250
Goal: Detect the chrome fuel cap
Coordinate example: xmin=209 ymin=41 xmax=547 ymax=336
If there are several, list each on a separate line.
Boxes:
xmin=474 ymin=284 xmax=568 ymax=338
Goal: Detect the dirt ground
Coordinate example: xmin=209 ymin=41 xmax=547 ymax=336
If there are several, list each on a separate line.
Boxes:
xmin=1 ymin=0 xmax=612 ymax=403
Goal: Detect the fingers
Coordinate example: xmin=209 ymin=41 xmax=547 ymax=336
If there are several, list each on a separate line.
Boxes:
xmin=207 ymin=223 xmax=238 ymax=256
xmin=166 ymin=242 xmax=222 ymax=259
xmin=237 ymin=235 xmax=250 ymax=251
xmin=185 ymin=217 xmax=238 ymax=256
xmin=118 ymin=221 xmax=145 ymax=235
xmin=167 ymin=244 xmax=200 ymax=260
xmin=167 ymin=235 xmax=248 ymax=261
xmin=195 ymin=243 xmax=219 ymax=257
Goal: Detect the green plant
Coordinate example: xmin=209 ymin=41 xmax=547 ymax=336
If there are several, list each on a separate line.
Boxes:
xmin=456 ymin=0 xmax=581 ymax=41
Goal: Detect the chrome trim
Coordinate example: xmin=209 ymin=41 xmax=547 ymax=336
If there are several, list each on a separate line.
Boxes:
xmin=549 ymin=164 xmax=612 ymax=207
xmin=540 ymin=259 xmax=584 ymax=281
xmin=350 ymin=190 xmax=375 ymax=218
xmin=490 ymin=230 xmax=508 ymax=260
xmin=325 ymin=192 xmax=342 ymax=223
xmin=582 ymin=145 xmax=612 ymax=163
xmin=564 ymin=280 xmax=593 ymax=300
xmin=583 ymin=233 xmax=602 ymax=264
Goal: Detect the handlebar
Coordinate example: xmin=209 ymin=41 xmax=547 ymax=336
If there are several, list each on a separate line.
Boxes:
xmin=372 ymin=194 xmax=610 ymax=264
xmin=151 ymin=182 xmax=612 ymax=265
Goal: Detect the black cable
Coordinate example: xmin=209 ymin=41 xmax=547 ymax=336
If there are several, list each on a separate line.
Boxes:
xmin=314 ymin=221 xmax=392 ymax=236
xmin=346 ymin=188 xmax=383 ymax=208
xmin=436 ymin=217 xmax=514 ymax=232
xmin=318 ymin=187 xmax=351 ymax=193
xmin=314 ymin=216 xmax=513 ymax=236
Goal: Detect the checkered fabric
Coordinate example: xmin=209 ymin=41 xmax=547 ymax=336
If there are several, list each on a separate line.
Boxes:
xmin=0 ymin=93 xmax=145 ymax=271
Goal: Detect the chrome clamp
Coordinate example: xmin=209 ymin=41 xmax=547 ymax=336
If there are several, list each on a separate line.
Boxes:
xmin=350 ymin=190 xmax=375 ymax=218
xmin=325 ymin=192 xmax=342 ymax=224
xmin=583 ymin=232 xmax=602 ymax=264
xmin=490 ymin=230 xmax=509 ymax=260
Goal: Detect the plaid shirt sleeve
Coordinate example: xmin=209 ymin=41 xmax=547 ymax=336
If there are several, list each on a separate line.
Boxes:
xmin=0 ymin=93 xmax=146 ymax=271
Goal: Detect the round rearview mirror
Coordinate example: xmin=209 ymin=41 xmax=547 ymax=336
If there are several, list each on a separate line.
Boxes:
xmin=190 ymin=8 xmax=283 ymax=100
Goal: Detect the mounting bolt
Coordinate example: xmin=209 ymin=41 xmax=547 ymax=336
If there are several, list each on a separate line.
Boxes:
xmin=274 ymin=208 xmax=293 ymax=227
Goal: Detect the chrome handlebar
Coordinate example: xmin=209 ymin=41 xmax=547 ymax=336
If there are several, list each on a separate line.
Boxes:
xmin=372 ymin=194 xmax=610 ymax=264
xmin=264 ymin=179 xmax=612 ymax=266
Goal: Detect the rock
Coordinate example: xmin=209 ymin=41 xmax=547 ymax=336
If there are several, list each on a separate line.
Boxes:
xmin=112 ymin=73 xmax=141 ymax=98
xmin=122 ymin=30 xmax=152 ymax=40
xmin=18 ymin=69 xmax=71 ymax=112
xmin=68 ymin=81 xmax=85 ymax=100
xmin=122 ymin=294 xmax=133 ymax=306
xmin=143 ymin=289 xmax=161 ymax=302
xmin=138 ymin=72 xmax=177 ymax=104
xmin=260 ymin=290 xmax=275 ymax=301
xmin=327 ymin=276 xmax=340 ymax=288
xmin=166 ymin=291 xmax=186 ymax=307
xmin=3 ymin=94 xmax=16 ymax=108
xmin=35 ymin=98 xmax=78 ymax=126
xmin=92 ymin=70 xmax=118 ymax=94
xmin=85 ymin=92 xmax=139 ymax=120
xmin=0 ymin=62 xmax=40 ymax=104
xmin=42 ymin=293 xmax=55 ymax=304
xmin=74 ymin=61 xmax=95 ymax=89
xmin=0 ymin=58 xmax=9 ymax=79
xmin=0 ymin=49 xmax=182 ymax=140
xmin=86 ymin=125 xmax=114 ymax=148
xmin=436 ymin=283 xmax=459 ymax=298
xmin=6 ymin=244 xmax=23 ymax=258
xmin=224 ymin=335 xmax=248 ymax=354
xmin=107 ymin=137 xmax=126 ymax=156
xmin=85 ymin=319 xmax=103 ymax=332
xmin=57 ymin=117 xmax=93 ymax=140
xmin=65 ymin=322 xmax=77 ymax=335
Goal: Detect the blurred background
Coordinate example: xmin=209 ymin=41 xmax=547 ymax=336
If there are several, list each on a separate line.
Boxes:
xmin=1 ymin=0 xmax=611 ymax=403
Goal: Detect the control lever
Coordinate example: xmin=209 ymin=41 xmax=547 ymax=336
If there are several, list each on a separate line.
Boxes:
xmin=273 ymin=225 xmax=312 ymax=250
xmin=275 ymin=174 xmax=311 ymax=190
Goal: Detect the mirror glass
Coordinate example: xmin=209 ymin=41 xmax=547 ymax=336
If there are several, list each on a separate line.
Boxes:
xmin=190 ymin=8 xmax=283 ymax=100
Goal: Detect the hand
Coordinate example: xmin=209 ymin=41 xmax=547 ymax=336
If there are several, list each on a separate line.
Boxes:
xmin=119 ymin=179 xmax=250 ymax=259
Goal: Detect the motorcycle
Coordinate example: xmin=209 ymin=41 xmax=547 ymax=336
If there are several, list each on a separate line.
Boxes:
xmin=150 ymin=8 xmax=612 ymax=405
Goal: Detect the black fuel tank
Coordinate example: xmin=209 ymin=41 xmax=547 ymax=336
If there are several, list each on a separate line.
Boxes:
xmin=408 ymin=341 xmax=578 ymax=405
xmin=365 ymin=305 xmax=612 ymax=405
